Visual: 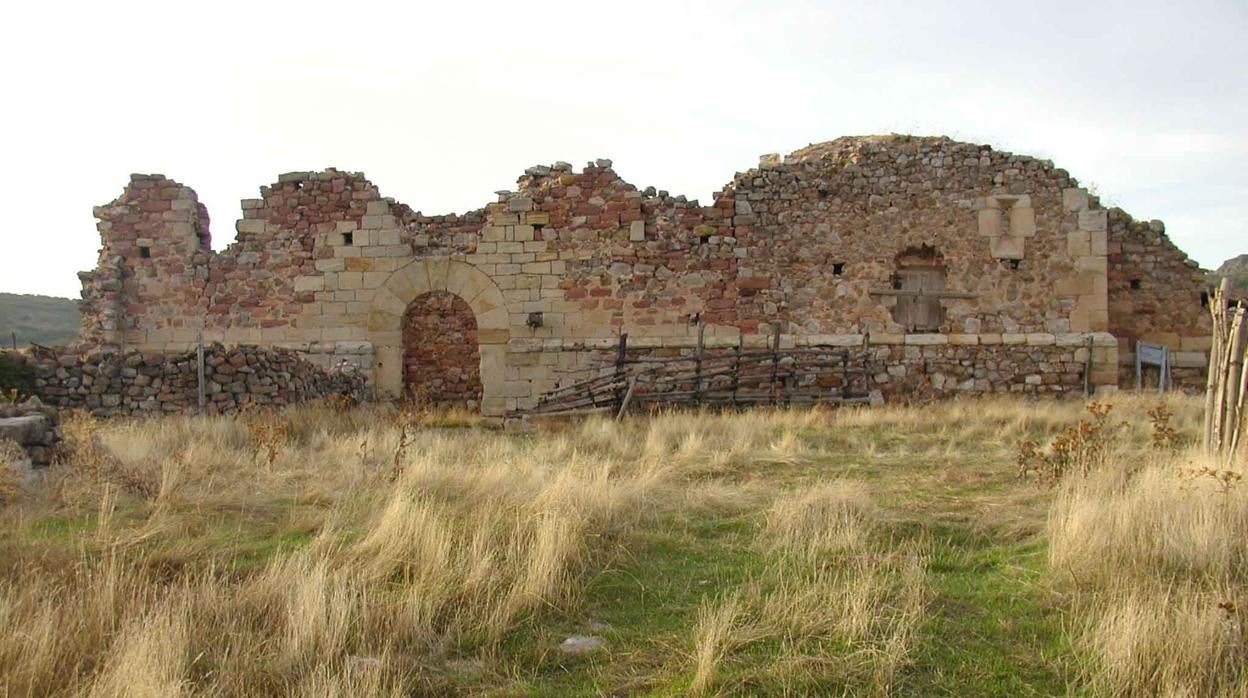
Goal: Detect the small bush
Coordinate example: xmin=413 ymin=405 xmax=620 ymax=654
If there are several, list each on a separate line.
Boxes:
xmin=0 ymin=352 xmax=35 ymax=400
xmin=1018 ymin=401 xmax=1124 ymax=485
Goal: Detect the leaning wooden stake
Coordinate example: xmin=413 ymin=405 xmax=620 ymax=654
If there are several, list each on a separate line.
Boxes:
xmin=1204 ymin=280 xmax=1229 ymax=451
xmin=1204 ymin=278 xmax=1248 ymax=464
xmin=1224 ymin=308 xmax=1247 ymax=456
xmin=615 ymin=377 xmax=637 ymax=420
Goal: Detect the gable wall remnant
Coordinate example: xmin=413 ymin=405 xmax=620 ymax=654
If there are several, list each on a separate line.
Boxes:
xmin=75 ymin=135 xmax=1212 ymax=415
xmin=1104 ymin=209 xmax=1211 ymax=385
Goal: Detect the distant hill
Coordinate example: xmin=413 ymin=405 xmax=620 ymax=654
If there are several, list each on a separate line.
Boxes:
xmin=0 ymin=293 xmax=79 ymax=347
xmin=1210 ymin=254 xmax=1248 ymax=294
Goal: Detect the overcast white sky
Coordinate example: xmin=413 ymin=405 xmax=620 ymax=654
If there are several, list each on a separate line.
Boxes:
xmin=1 ymin=0 xmax=1243 ymax=298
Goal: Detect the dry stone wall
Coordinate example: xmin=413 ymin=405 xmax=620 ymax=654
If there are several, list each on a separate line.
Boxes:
xmin=1105 ymin=209 xmax=1210 ymax=387
xmin=21 ymin=345 xmax=364 ymax=417
xmin=76 ymin=135 xmax=1210 ymax=415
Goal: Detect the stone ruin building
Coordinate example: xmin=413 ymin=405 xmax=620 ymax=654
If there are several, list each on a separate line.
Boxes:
xmin=75 ymin=135 xmax=1211 ymax=417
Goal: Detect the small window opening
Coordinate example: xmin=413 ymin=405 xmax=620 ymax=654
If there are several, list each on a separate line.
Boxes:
xmin=139 ymin=246 xmax=151 ymax=259
xmin=1200 ymin=291 xmax=1210 ymax=308
xmin=818 ymin=188 xmax=830 ymax=199
xmin=532 ymin=222 xmax=545 ymax=232
xmin=832 ymin=262 xmax=845 ymax=276
xmin=292 ymin=181 xmax=303 ymax=190
xmin=342 ymin=231 xmax=354 ymax=246
xmin=698 ymin=234 xmax=711 ymax=245
xmin=1129 ymin=278 xmax=1142 ymax=290
xmin=1008 ymin=259 xmax=1021 ymax=270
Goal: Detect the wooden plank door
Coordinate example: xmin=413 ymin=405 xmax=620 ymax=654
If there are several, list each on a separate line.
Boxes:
xmin=895 ymin=267 xmax=944 ymax=332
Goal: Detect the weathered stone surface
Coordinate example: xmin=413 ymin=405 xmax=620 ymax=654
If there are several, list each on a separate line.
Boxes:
xmin=558 ymin=635 xmax=605 ymax=655
xmin=72 ymin=136 xmax=1209 ymax=414
xmin=17 ymin=345 xmax=364 ymax=418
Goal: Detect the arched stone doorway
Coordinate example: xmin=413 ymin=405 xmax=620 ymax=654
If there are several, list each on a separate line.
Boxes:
xmin=401 ymin=291 xmax=483 ymax=408
xmin=367 ymin=258 xmax=509 ymax=416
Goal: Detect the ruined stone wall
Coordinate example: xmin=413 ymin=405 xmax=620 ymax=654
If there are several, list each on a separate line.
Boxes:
xmin=24 ymin=345 xmax=365 ymax=417
xmin=1105 ymin=209 xmax=1211 ymax=387
xmin=79 ymin=175 xmax=211 ymax=346
xmin=77 ymin=135 xmax=1211 ymax=414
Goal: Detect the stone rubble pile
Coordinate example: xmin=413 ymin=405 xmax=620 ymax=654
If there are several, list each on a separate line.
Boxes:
xmin=0 ymin=397 xmax=61 ymax=466
xmin=25 ymin=344 xmax=366 ymax=417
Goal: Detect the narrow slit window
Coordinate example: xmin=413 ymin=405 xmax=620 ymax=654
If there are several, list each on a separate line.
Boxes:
xmin=832 ymin=262 xmax=845 ymax=276
xmin=342 ymin=231 xmax=354 ymax=246
xmin=1200 ymin=291 xmax=1210 ymax=308
xmin=1130 ymin=278 xmax=1142 ymax=290
xmin=139 ymin=246 xmax=151 ymax=259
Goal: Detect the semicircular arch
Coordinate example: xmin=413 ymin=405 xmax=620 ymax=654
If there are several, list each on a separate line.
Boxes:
xmin=367 ymin=258 xmax=508 ymax=414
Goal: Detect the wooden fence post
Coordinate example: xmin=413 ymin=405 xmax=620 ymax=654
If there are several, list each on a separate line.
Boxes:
xmin=694 ymin=323 xmax=705 ymax=407
xmin=731 ymin=335 xmax=742 ymax=407
xmin=1204 ymin=281 xmax=1229 ymax=451
xmin=196 ymin=331 xmax=206 ymax=414
xmin=770 ymin=324 xmax=781 ymax=406
xmin=1204 ymin=279 xmax=1248 ymax=462
xmin=614 ymin=333 xmax=628 ymax=411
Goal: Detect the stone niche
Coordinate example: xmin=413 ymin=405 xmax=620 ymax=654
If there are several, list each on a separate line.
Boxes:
xmin=978 ymin=194 xmax=1036 ymax=260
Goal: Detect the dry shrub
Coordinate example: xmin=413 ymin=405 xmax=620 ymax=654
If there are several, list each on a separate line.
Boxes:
xmin=1018 ymin=401 xmax=1126 ymax=485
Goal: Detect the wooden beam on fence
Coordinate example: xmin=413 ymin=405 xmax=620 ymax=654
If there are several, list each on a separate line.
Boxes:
xmin=1084 ymin=336 xmax=1093 ymax=396
xmin=614 ymin=333 xmax=629 ymax=411
xmin=616 ymin=377 xmax=637 ymax=420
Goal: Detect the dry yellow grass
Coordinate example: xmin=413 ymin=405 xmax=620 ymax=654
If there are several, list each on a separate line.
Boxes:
xmin=690 ymin=482 xmax=926 ymax=695
xmin=1049 ymin=442 xmax=1248 ymax=696
xmin=0 ymin=393 xmax=1233 ymax=695
xmin=0 ymin=403 xmax=894 ymax=696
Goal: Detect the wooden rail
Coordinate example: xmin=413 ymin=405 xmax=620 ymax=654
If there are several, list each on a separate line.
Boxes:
xmin=529 ymin=328 xmax=877 ymax=417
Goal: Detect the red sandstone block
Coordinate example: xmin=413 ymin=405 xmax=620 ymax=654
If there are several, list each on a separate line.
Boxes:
xmin=590 ymin=287 xmax=612 ymax=297
xmin=737 ymin=276 xmax=771 ymax=290
xmin=566 ymin=287 xmax=587 ymax=299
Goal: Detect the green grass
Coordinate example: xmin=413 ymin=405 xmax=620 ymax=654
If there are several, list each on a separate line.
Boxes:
xmin=469 ymin=419 xmax=1076 ymax=695
xmin=3 ymin=403 xmax=1121 ymax=695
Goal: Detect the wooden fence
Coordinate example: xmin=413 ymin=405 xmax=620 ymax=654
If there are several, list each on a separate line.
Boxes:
xmin=1204 ymin=279 xmax=1248 ymax=463
xmin=531 ymin=327 xmax=876 ymax=418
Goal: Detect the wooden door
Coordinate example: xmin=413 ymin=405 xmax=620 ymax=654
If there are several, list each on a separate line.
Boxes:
xmin=894 ymin=267 xmax=944 ymax=332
